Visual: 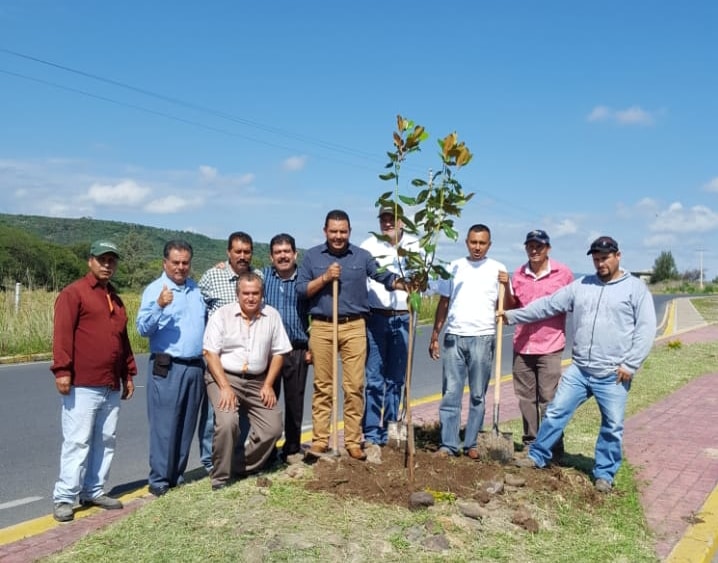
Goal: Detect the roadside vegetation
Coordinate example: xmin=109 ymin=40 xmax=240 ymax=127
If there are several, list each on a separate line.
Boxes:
xmin=41 ymin=337 xmax=718 ymax=562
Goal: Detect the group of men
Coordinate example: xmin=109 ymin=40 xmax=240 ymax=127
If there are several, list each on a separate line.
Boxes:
xmin=50 ymin=207 xmax=656 ymax=522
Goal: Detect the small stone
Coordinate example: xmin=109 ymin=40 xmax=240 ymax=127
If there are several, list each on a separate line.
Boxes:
xmin=483 ymin=480 xmax=504 ymax=495
xmin=504 ymin=473 xmax=526 ymax=487
xmin=409 ymin=491 xmax=435 ymax=510
xmin=456 ymin=500 xmax=488 ymax=520
xmin=422 ymin=534 xmax=450 ymax=552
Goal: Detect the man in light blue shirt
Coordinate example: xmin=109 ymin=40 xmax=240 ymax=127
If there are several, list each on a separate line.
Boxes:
xmin=137 ymin=240 xmax=207 ymax=496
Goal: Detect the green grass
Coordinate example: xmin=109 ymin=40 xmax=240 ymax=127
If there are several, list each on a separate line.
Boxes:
xmin=42 ymin=339 xmax=718 ymax=562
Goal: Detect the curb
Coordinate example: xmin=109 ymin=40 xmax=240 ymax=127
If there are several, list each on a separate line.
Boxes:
xmin=666 ymin=486 xmax=718 ymax=562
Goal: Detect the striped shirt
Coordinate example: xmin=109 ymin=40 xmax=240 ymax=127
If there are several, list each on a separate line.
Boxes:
xmin=262 ymin=266 xmax=309 ymax=345
xmin=198 ymin=262 xmax=263 ymax=317
xmin=203 ymin=302 xmax=291 ymax=375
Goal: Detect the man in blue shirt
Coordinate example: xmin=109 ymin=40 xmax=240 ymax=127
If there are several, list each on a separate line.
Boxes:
xmin=137 ymin=240 xmax=207 ymax=497
xmin=297 ymin=209 xmax=403 ymax=461
xmin=262 ymin=233 xmax=311 ymax=462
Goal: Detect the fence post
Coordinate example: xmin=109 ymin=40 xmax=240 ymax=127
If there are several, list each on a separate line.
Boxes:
xmin=14 ymin=282 xmax=21 ymax=314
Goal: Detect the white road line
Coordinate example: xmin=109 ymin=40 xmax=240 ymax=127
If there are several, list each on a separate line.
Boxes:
xmin=0 ymin=496 xmax=43 ymax=510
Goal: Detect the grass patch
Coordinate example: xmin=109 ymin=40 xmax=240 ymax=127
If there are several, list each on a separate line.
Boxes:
xmin=44 ymin=340 xmax=718 ymax=562
xmin=691 ymin=295 xmax=718 ymax=323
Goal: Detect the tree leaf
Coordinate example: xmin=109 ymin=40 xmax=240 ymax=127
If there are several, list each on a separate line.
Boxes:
xmin=379 ymin=172 xmax=397 ymax=181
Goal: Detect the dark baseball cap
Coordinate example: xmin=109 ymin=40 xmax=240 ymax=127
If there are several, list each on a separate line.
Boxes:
xmin=524 ymin=229 xmax=550 ymax=245
xmin=587 ymin=236 xmax=619 ymax=255
xmin=90 ymin=239 xmax=120 ymax=258
xmin=377 ymin=204 xmax=403 ymax=217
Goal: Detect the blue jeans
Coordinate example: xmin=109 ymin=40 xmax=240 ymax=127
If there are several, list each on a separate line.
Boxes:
xmin=528 ymin=364 xmax=630 ymax=483
xmin=363 ymin=312 xmax=409 ymax=445
xmin=53 ymin=386 xmax=121 ymax=504
xmin=438 ymin=334 xmax=494 ymax=455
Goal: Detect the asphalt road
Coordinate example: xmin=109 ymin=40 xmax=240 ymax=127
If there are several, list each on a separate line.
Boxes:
xmin=0 ymin=297 xmax=669 ymax=530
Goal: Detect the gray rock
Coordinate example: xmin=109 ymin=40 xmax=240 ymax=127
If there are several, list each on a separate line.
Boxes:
xmin=504 ymin=473 xmax=526 ymax=487
xmin=408 ymin=491 xmax=435 ymax=510
xmin=456 ymin=500 xmax=488 ymax=520
xmin=422 ymin=534 xmax=450 ymax=552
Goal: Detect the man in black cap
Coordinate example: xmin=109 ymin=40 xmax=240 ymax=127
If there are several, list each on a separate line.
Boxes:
xmin=507 ymin=236 xmax=656 ymax=494
xmin=504 ymin=230 xmax=573 ymax=458
xmin=51 ymin=240 xmax=137 ymax=521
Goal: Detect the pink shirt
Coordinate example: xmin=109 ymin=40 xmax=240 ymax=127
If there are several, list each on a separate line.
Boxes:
xmin=511 ymin=259 xmax=574 ymax=355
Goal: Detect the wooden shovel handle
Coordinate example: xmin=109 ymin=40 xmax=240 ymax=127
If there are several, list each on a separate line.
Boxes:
xmin=494 ymin=283 xmax=505 ymax=406
xmin=331 ymin=279 xmax=339 ymax=454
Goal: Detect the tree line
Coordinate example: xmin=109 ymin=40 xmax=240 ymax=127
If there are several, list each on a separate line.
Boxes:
xmin=0 ymin=214 xmax=271 ymax=290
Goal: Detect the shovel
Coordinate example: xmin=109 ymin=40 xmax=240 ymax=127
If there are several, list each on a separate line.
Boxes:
xmin=330 ymin=278 xmax=340 ymax=457
xmin=477 ymin=283 xmax=514 ymax=463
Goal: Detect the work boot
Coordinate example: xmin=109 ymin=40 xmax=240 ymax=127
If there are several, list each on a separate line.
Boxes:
xmin=53 ymin=502 xmax=74 ymax=522
xmin=81 ymin=494 xmax=123 ymax=510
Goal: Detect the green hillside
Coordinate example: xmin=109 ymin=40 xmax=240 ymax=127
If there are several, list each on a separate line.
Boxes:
xmin=0 ymin=213 xmax=271 ymax=289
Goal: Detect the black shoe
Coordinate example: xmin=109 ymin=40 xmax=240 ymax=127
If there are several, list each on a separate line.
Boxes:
xmin=149 ymin=485 xmax=168 ymax=497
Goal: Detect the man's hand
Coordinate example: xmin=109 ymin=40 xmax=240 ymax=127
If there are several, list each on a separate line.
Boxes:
xmin=217 ymin=386 xmax=238 ymax=412
xmin=259 ymin=384 xmax=277 ymax=408
xmin=322 ymin=262 xmax=341 ymax=283
xmin=55 ymin=376 xmax=71 ymax=395
xmin=122 ymin=378 xmax=135 ymax=400
xmin=429 ymin=339 xmax=440 ymax=360
xmin=616 ymin=366 xmax=633 ymax=384
xmin=304 ymin=350 xmax=313 ymax=365
xmin=157 ymin=284 xmax=173 ymax=308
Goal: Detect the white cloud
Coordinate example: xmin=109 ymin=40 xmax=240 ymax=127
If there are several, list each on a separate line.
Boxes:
xmin=199 ymin=165 xmax=218 ymax=182
xmin=586 ymin=105 xmax=656 ymax=126
xmin=703 ymin=177 xmax=718 ymax=193
xmin=549 ymin=219 xmax=578 ymax=237
xmin=84 ymin=180 xmax=150 ymax=206
xmin=650 ymin=201 xmax=718 ymax=233
xmin=144 ymin=195 xmax=202 ymax=214
xmin=282 ymin=155 xmax=308 ymax=172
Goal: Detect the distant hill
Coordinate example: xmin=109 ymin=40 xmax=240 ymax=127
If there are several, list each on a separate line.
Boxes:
xmin=0 ymin=213 xmax=271 ymax=288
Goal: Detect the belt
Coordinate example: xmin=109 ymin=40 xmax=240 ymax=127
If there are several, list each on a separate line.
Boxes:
xmin=151 ymin=354 xmax=204 ymax=367
xmin=371 ymin=308 xmax=410 ymax=317
xmin=311 ymin=314 xmax=364 ymax=324
xmin=224 ymin=369 xmax=267 ymax=379
xmin=291 ymin=340 xmax=309 ymax=350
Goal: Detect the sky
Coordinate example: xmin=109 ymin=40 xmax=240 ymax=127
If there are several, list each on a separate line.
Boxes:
xmin=1 ymin=1 xmax=716 ymax=279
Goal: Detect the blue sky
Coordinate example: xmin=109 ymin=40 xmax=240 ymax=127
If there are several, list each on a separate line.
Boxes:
xmin=1 ymin=1 xmax=716 ymax=279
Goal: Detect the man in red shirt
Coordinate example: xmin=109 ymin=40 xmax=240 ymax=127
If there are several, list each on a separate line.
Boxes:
xmin=51 ymin=240 xmax=137 ymax=522
xmin=506 ymin=230 xmax=573 ymax=457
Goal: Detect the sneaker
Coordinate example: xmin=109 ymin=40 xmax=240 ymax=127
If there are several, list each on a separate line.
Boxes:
xmin=595 ymin=478 xmax=612 ymax=493
xmin=82 ymin=494 xmax=123 ymax=510
xmin=53 ymin=502 xmax=74 ymax=522
xmin=514 ymin=456 xmax=538 ymax=469
xmin=148 ymin=485 xmax=169 ymax=497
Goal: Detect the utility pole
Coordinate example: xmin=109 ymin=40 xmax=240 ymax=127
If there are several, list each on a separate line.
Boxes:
xmin=697 ymin=247 xmax=705 ymax=290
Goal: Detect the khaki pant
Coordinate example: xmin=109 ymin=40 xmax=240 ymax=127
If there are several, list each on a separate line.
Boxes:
xmin=309 ymin=318 xmax=366 ymax=449
xmin=205 ymin=372 xmax=282 ymax=488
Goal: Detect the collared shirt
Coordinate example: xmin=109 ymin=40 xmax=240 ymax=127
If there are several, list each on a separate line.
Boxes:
xmin=198 ymin=261 xmax=263 ymax=318
xmin=360 ymin=232 xmax=421 ymax=310
xmin=511 ymin=259 xmax=574 ymax=355
xmin=296 ymin=242 xmax=397 ymax=317
xmin=136 ymin=272 xmax=207 ymax=359
xmin=51 ymin=272 xmax=137 ymax=388
xmin=437 ymin=256 xmax=508 ymax=336
xmin=203 ymin=302 xmax=292 ymax=374
xmin=262 ymin=266 xmax=309 ymax=345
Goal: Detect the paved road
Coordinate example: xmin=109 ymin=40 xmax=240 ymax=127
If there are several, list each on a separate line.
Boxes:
xmin=0 ymin=296 xmax=670 ymax=530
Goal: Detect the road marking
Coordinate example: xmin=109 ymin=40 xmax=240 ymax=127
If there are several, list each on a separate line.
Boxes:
xmin=0 ymin=496 xmax=43 ymax=510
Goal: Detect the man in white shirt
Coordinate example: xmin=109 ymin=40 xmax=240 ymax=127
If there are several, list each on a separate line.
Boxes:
xmin=429 ymin=224 xmax=510 ymax=458
xmin=202 ymin=272 xmax=291 ymax=490
xmin=360 ymin=206 xmax=421 ymax=446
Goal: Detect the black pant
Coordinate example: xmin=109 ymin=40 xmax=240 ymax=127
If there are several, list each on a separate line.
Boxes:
xmin=273 ymin=348 xmax=309 ymax=455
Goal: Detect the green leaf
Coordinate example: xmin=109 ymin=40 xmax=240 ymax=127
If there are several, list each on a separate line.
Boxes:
xmin=409 ymin=291 xmax=422 ymax=313
xmin=410 ymin=178 xmax=427 ymax=187
xmin=379 ymin=172 xmax=397 ymax=181
xmin=442 ymin=224 xmax=459 ymax=240
xmin=398 ymin=194 xmax=416 ymax=205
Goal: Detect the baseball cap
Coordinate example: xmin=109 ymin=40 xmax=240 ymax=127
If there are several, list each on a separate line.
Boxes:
xmin=377 ymin=204 xmax=403 ymax=217
xmin=586 ymin=236 xmax=619 ymax=255
xmin=524 ymin=229 xmax=550 ymax=245
xmin=90 ymin=240 xmax=121 ymax=259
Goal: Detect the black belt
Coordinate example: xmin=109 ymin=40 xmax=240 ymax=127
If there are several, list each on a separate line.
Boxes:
xmin=311 ymin=314 xmax=364 ymax=324
xmin=224 ymin=369 xmax=266 ymax=379
xmin=291 ymin=341 xmax=309 ymax=350
xmin=151 ymin=354 xmax=204 ymax=367
xmin=371 ymin=308 xmax=410 ymax=317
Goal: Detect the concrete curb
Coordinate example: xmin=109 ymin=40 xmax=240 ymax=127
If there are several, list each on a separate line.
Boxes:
xmin=666 ymin=488 xmax=718 ymax=562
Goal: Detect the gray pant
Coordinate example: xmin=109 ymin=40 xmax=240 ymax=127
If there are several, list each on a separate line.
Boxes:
xmin=205 ymin=372 xmax=282 ymax=487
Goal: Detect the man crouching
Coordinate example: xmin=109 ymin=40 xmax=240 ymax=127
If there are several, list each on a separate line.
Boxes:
xmin=202 ymin=272 xmax=291 ymax=490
